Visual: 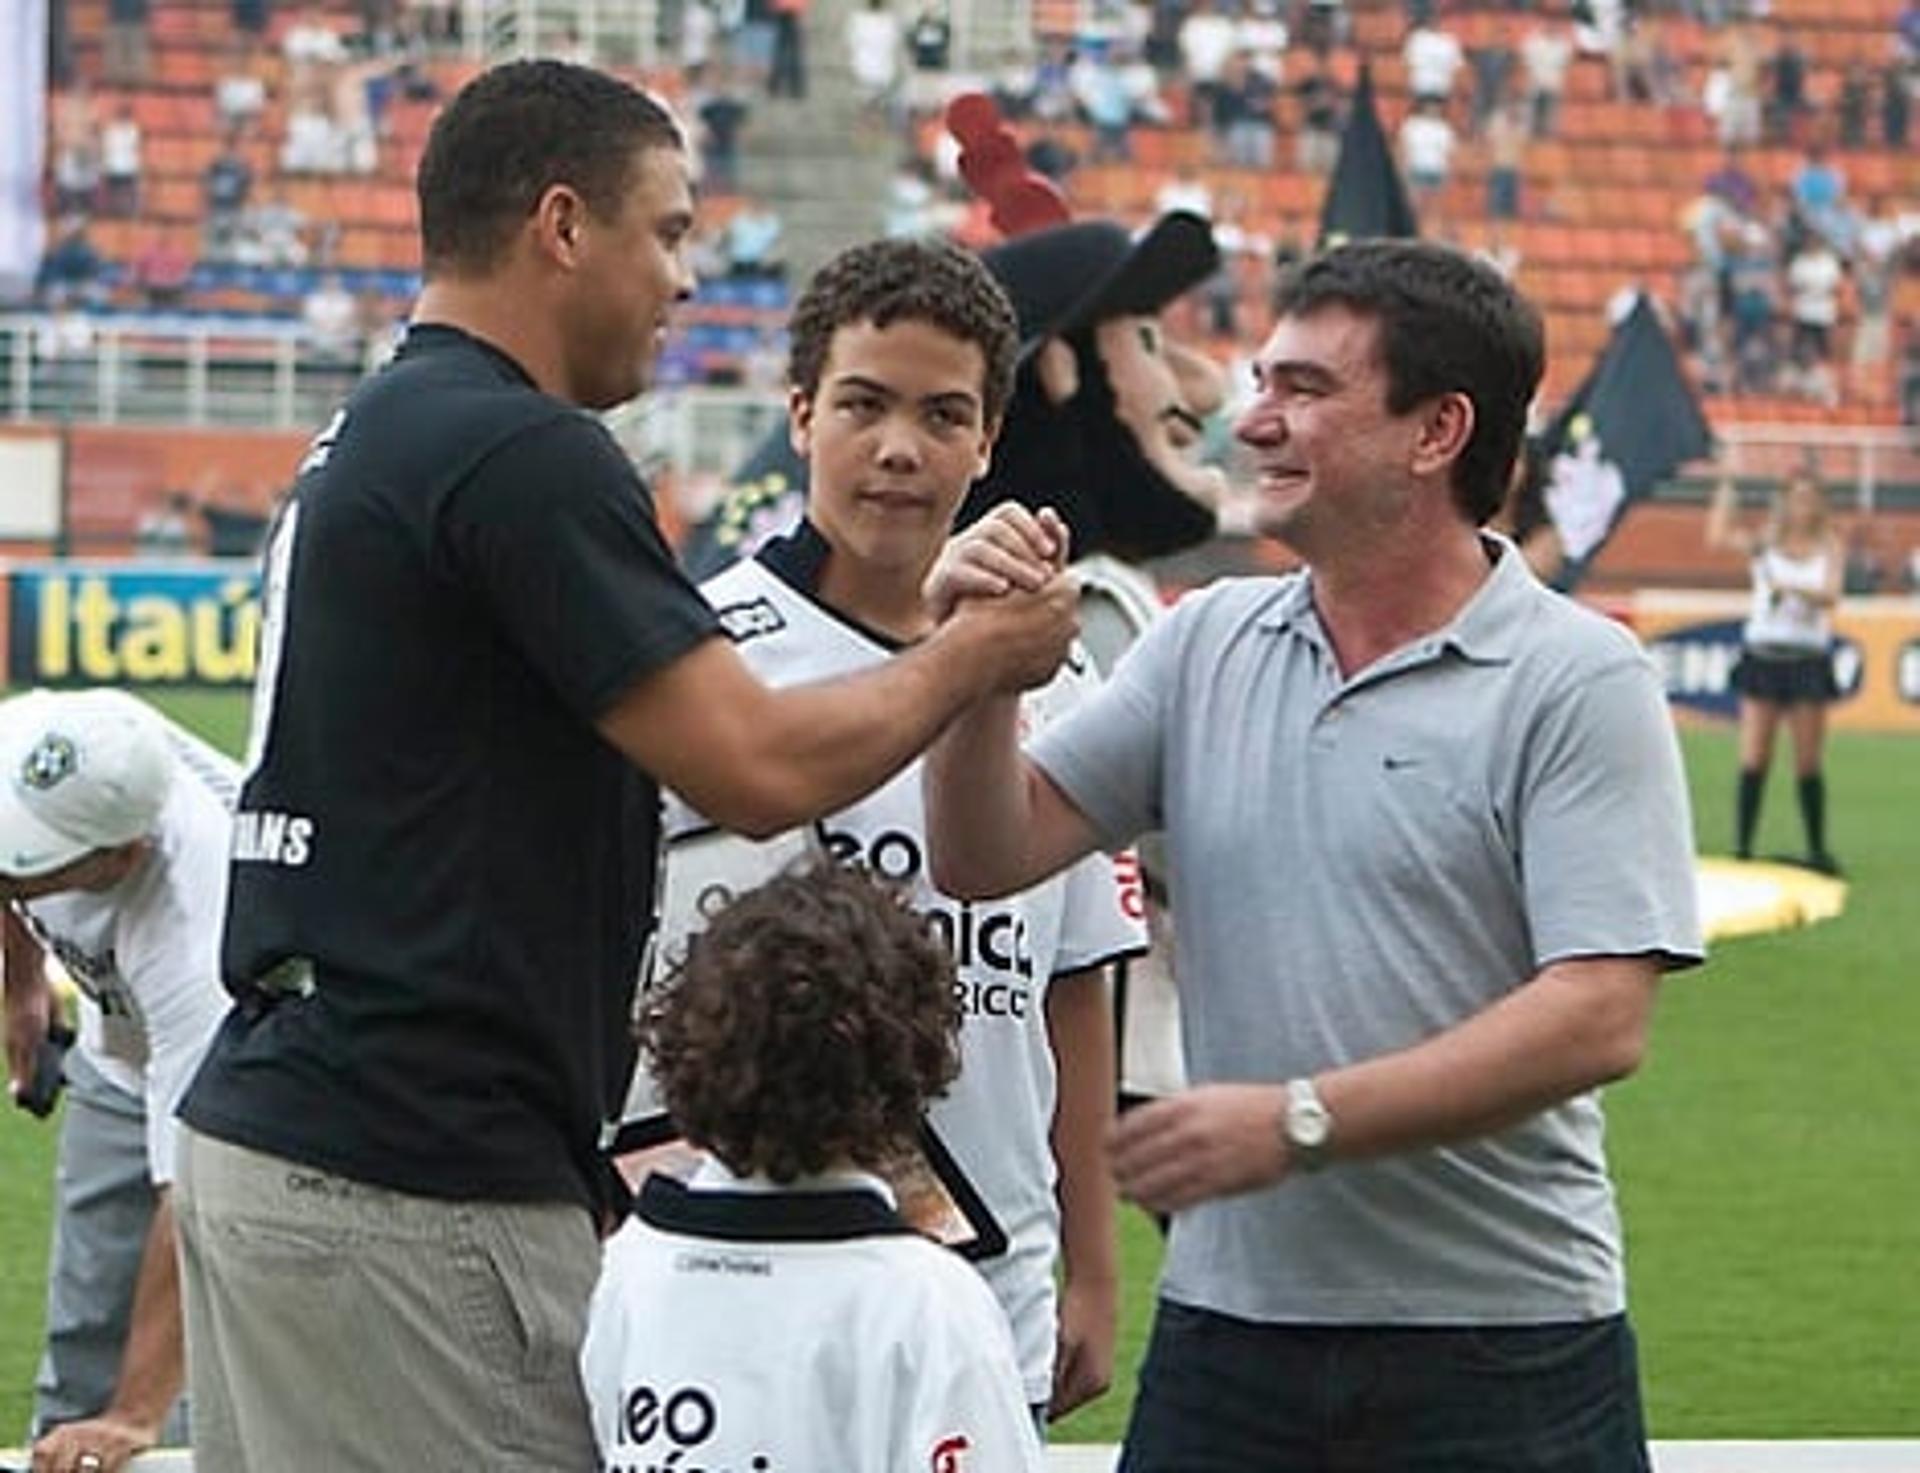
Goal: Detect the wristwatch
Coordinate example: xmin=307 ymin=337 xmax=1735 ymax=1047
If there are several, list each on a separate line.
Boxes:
xmin=1282 ymin=1077 xmax=1334 ymax=1173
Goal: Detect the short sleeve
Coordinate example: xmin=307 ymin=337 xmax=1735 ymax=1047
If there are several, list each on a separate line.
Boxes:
xmin=1027 ymin=602 xmax=1185 ymax=852
xmin=1519 ymin=655 xmax=1705 ymax=971
xmin=440 ymin=415 xmax=719 ymax=721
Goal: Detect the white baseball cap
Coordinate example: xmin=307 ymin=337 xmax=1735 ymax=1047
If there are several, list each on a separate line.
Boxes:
xmin=0 ymin=689 xmax=174 ymax=879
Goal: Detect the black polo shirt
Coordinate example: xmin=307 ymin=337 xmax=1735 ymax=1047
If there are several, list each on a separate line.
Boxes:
xmin=182 ymin=324 xmax=719 ymax=1214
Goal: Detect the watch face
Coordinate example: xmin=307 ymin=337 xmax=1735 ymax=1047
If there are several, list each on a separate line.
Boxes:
xmin=1291 ymin=1104 xmax=1331 ymax=1149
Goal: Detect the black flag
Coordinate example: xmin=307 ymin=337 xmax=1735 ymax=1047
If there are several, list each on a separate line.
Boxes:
xmin=1538 ymin=293 xmax=1714 ymax=592
xmin=1318 ymin=65 xmax=1419 ymax=247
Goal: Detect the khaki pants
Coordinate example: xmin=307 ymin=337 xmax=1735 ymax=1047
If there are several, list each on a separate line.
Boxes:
xmin=174 ymin=1127 xmax=600 ymax=1472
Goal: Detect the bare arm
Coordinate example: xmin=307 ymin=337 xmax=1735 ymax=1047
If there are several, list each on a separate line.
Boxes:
xmin=1705 ymin=477 xmax=1759 ymax=557
xmin=1044 ymin=967 xmax=1118 ymax=1421
xmin=31 ymin=1191 xmax=182 ymax=1472
xmin=3 ymin=907 xmax=51 ymax=1100
xmin=923 ymin=695 xmax=1105 ymax=900
xmin=599 ymin=578 xmax=1076 ymax=839
xmin=1111 ymin=955 xmax=1662 ymax=1213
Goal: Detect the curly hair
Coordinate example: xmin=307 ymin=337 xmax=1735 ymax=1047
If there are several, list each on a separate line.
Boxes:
xmin=639 ymin=863 xmax=961 ymax=1184
xmin=417 ymin=60 xmax=683 ymax=276
xmin=786 ymin=236 xmax=1021 ymax=425
xmin=1275 ymin=239 xmax=1545 ymax=527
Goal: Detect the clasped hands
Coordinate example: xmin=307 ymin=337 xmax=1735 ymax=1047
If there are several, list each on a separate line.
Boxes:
xmin=924 ymin=503 xmax=1078 ymax=693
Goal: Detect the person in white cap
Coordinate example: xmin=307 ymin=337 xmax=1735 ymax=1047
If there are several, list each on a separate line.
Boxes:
xmin=0 ymin=688 xmax=237 ymax=1473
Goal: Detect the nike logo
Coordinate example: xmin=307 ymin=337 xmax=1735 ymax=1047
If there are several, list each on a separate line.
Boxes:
xmin=1382 ymin=756 xmax=1421 ymax=771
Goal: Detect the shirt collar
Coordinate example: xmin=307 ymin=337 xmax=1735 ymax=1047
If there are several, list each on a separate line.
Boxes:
xmin=1255 ymin=532 xmax=1530 ymax=666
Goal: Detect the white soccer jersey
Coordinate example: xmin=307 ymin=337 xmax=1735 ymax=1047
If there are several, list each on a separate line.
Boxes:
xmin=17 ymin=721 xmax=238 ymax=1185
xmin=659 ymin=550 xmax=1148 ymax=1402
xmin=583 ymin=1163 xmax=1043 ymax=1473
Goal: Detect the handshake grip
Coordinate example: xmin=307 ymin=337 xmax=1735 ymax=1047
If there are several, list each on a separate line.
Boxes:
xmin=14 ymin=1019 xmax=76 ymax=1119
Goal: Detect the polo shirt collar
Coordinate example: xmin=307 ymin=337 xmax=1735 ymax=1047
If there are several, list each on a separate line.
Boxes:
xmin=1256 ymin=531 xmax=1530 ymax=666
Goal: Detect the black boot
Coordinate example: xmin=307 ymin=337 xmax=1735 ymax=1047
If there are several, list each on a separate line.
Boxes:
xmin=1798 ymin=772 xmax=1839 ymax=873
xmin=1736 ymin=767 xmax=1764 ymax=861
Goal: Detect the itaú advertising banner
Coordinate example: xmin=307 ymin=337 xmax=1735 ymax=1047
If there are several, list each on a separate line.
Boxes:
xmin=1625 ymin=590 xmax=1920 ymax=735
xmin=4 ymin=562 xmax=261 ymax=688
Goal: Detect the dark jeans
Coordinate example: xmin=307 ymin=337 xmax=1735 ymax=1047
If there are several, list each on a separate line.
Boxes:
xmin=1120 ymin=1300 xmax=1650 ymax=1473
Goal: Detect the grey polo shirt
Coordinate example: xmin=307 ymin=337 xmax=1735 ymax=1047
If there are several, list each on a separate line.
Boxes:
xmin=1029 ymin=538 xmax=1703 ymax=1323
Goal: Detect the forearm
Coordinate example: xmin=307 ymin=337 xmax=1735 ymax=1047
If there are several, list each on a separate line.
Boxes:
xmin=924 ymin=696 xmax=1043 ymax=899
xmin=1313 ymin=958 xmax=1659 ymax=1168
xmin=106 ymin=1190 xmax=185 ymax=1432
xmin=1047 ymin=971 xmax=1119 ymax=1290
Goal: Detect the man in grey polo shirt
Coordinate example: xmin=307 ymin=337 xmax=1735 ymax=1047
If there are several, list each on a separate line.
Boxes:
xmin=925 ymin=239 xmax=1703 ymax=1471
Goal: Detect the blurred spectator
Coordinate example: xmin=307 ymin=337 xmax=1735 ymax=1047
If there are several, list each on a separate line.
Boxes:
xmin=1704 ymin=145 xmax=1760 ymax=218
xmin=1403 ymin=17 xmax=1464 ymax=104
xmin=33 ymin=217 xmax=105 ymax=307
xmin=1520 ymin=15 xmax=1572 ymax=136
xmin=1468 ymin=36 xmax=1515 ymax=135
xmin=1212 ymin=51 xmax=1278 ymax=168
xmin=51 ymin=81 xmax=100 ymax=216
xmin=681 ymin=0 xmax=719 ymax=72
xmin=1237 ymin=0 xmax=1289 ymax=80
xmin=1024 ymin=120 xmax=1080 ymax=182
xmin=105 ymin=0 xmax=151 ymax=86
xmin=1765 ymin=35 xmax=1809 ymax=144
xmin=1849 ymin=207 xmax=1899 ymax=399
xmin=1837 ymin=63 xmax=1870 ymax=148
xmin=1784 ymin=235 xmax=1842 ymax=405
xmin=232 ymin=0 xmax=270 ymax=39
xmin=98 ymin=102 xmax=143 ymax=219
xmin=769 ymin=0 xmax=809 ymax=98
xmin=1028 ymin=37 xmax=1078 ymax=123
xmin=1708 ymin=26 xmax=1764 ymax=146
xmin=694 ymin=64 xmax=751 ymax=192
xmin=1179 ymin=0 xmax=1239 ymax=124
xmin=847 ymin=0 xmax=903 ymax=123
xmin=1074 ymin=44 xmax=1138 ymax=162
xmin=1790 ymin=143 xmax=1854 ymax=254
xmin=203 ymin=131 xmax=254 ymax=260
xmin=1899 ymin=317 xmax=1920 ymax=425
xmin=1880 ymin=63 xmax=1911 ymax=148
xmin=1900 ymin=0 xmax=1920 ymax=62
xmin=136 ymin=492 xmax=198 ymax=556
xmin=35 ymin=306 xmax=97 ymax=414
xmin=216 ymin=43 xmax=270 ymax=127
xmin=302 ymin=272 xmax=362 ymax=361
xmin=1478 ymin=220 xmax=1521 ymax=280
xmin=284 ymin=4 xmax=348 ymax=65
xmin=238 ymin=188 xmax=310 ymax=269
xmin=1293 ymin=55 xmax=1343 ymax=175
xmin=883 ymin=154 xmax=943 ymax=235
xmin=282 ymin=70 xmax=344 ymax=173
xmin=904 ymin=2 xmax=952 ymax=112
xmin=1727 ymin=220 xmax=1780 ymax=393
xmin=1116 ymin=39 xmax=1172 ymax=124
xmin=408 ymin=0 xmax=460 ymax=46
xmin=724 ymin=203 xmax=786 ymax=278
xmin=131 ymin=232 xmax=193 ymax=309
xmin=1297 ymin=0 xmax=1348 ymax=58
xmin=1398 ymin=97 xmax=1456 ymax=200
xmin=1484 ymin=99 xmax=1525 ymax=221
xmin=1154 ymin=162 xmax=1213 ymax=218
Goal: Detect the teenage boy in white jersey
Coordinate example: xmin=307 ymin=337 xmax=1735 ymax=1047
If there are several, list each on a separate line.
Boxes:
xmin=0 ymin=688 xmax=237 ymax=1473
xmin=651 ymin=235 xmax=1146 ymax=1422
xmin=584 ymin=863 xmax=1043 ymax=1472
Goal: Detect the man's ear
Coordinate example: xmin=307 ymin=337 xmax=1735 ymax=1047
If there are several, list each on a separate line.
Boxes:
xmin=787 ymin=385 xmax=814 ymax=459
xmin=1034 ymin=337 xmax=1079 ymax=406
xmin=1411 ymin=390 xmax=1476 ymax=480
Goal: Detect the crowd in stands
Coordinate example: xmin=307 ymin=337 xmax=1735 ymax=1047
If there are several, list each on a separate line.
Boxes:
xmin=21 ymin=0 xmax=1920 ymax=419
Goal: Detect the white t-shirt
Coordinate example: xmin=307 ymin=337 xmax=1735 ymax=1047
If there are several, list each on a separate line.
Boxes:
xmin=582 ymin=1161 xmax=1043 ymax=1473
xmin=1788 ymin=247 xmax=1843 ymax=328
xmin=846 ymin=8 xmax=902 ymax=91
xmin=1399 ymin=113 xmax=1456 ymax=178
xmin=18 ymin=721 xmax=238 ymax=1185
xmin=1745 ymin=545 xmax=1834 ymax=651
xmin=1404 ymin=26 xmax=1465 ymax=97
xmin=1179 ymin=12 xmax=1239 ymax=81
xmin=658 ymin=548 xmax=1147 ymax=1402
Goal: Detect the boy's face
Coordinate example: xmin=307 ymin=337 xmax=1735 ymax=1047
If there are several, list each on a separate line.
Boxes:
xmin=791 ymin=317 xmax=995 ymax=581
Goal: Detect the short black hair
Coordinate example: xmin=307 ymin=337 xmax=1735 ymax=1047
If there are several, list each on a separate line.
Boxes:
xmin=1274 ymin=240 xmax=1545 ymax=525
xmin=787 ymin=236 xmax=1020 ymax=425
xmin=639 ymin=863 xmax=960 ymax=1184
xmin=416 ymin=60 xmax=683 ymax=276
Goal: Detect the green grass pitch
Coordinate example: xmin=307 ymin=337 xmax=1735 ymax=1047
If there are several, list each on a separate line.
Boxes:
xmin=2 ymin=690 xmax=1915 ymax=1441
